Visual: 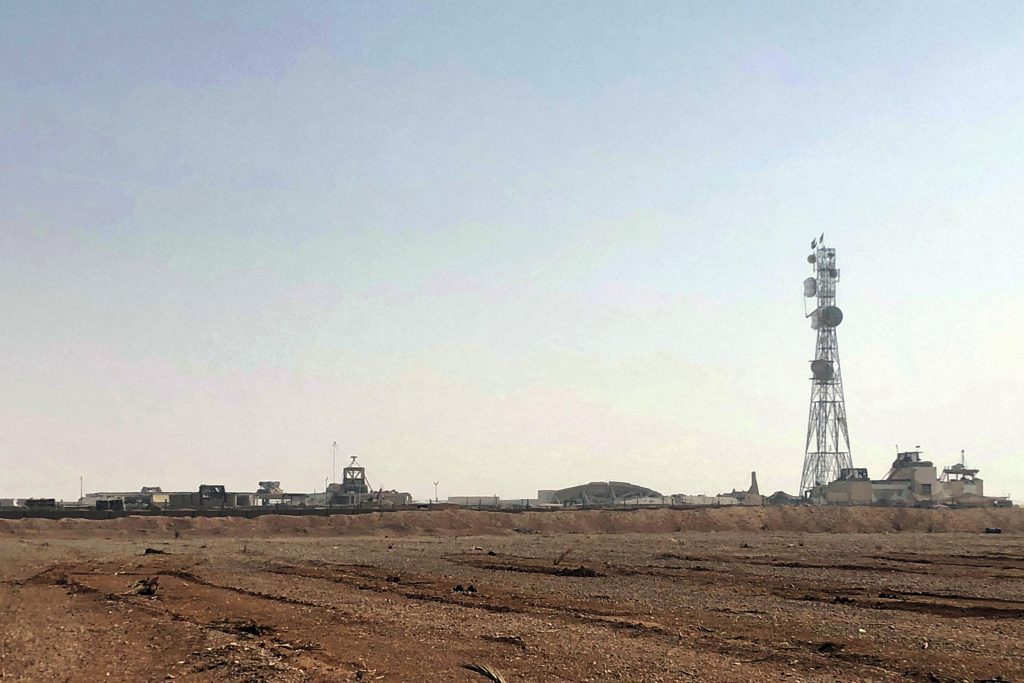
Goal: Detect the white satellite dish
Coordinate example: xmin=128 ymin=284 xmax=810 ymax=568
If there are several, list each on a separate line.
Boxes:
xmin=810 ymin=309 xmax=821 ymax=329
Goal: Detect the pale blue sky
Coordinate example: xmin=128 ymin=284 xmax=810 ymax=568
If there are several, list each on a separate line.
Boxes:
xmin=2 ymin=1 xmax=1023 ymax=500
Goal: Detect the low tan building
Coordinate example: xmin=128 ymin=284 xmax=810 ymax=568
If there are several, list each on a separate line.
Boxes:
xmin=816 ymin=468 xmax=873 ymax=505
xmin=810 ymin=451 xmax=1009 ymax=507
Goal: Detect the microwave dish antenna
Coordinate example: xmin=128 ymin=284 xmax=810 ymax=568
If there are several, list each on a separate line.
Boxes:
xmin=820 ymin=305 xmax=843 ymax=327
xmin=811 ymin=359 xmax=834 ymax=382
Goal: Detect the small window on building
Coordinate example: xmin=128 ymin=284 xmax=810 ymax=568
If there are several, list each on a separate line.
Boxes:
xmin=921 ymin=484 xmax=932 ymax=495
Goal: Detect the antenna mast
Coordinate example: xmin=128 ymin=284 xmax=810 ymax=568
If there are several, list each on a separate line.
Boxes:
xmin=800 ymin=235 xmax=854 ymax=495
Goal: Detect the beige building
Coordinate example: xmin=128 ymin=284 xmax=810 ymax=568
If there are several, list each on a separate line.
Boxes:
xmin=811 ymin=451 xmax=1008 ymax=507
xmin=815 ymin=467 xmax=873 ymax=505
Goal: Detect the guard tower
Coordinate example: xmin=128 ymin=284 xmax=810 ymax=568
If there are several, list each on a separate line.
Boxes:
xmin=800 ymin=235 xmax=853 ymax=495
xmin=326 ymin=456 xmax=372 ymax=506
xmin=341 ymin=456 xmax=370 ymax=495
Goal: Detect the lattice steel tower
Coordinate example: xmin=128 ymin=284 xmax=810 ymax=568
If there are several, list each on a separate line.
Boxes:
xmin=800 ymin=235 xmax=853 ymax=495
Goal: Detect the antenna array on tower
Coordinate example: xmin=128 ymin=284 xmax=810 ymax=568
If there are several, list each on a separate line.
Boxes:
xmin=800 ymin=237 xmax=854 ymax=495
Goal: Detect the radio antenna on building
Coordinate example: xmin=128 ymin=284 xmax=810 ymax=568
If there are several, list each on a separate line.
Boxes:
xmin=800 ymin=236 xmax=854 ymax=495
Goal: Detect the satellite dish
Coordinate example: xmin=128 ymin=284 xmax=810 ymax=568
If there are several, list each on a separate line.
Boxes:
xmin=820 ymin=305 xmax=843 ymax=327
xmin=807 ymin=254 xmax=816 ymax=264
xmin=811 ymin=359 xmax=834 ymax=382
xmin=803 ymin=277 xmax=817 ymax=297
xmin=810 ymin=309 xmax=821 ymax=329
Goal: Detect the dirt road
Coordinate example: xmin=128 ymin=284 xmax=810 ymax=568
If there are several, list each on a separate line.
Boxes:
xmin=1 ymin=509 xmax=1021 ymax=681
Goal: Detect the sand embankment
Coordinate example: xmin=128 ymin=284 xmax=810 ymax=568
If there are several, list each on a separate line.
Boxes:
xmin=0 ymin=505 xmax=1021 ymax=538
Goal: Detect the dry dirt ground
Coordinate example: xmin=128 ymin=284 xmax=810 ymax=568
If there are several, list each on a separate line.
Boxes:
xmin=1 ymin=508 xmax=1022 ymax=682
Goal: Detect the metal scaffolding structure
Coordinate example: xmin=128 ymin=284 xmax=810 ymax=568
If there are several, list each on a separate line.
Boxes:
xmin=800 ymin=236 xmax=853 ymax=495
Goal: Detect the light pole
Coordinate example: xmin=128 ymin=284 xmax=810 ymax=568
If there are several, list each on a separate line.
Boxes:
xmin=433 ymin=481 xmax=439 ymax=503
xmin=332 ymin=441 xmax=338 ymax=484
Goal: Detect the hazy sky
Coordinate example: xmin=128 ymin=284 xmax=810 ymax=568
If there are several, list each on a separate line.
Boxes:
xmin=2 ymin=1 xmax=1023 ymax=501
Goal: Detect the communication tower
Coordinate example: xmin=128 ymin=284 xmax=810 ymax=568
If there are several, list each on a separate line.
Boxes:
xmin=800 ymin=235 xmax=853 ymax=495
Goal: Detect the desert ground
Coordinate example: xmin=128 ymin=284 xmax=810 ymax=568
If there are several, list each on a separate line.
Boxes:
xmin=1 ymin=507 xmax=1022 ymax=682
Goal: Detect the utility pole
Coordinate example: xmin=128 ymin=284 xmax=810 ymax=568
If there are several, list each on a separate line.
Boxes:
xmin=332 ymin=441 xmax=338 ymax=485
xmin=433 ymin=481 xmax=439 ymax=503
